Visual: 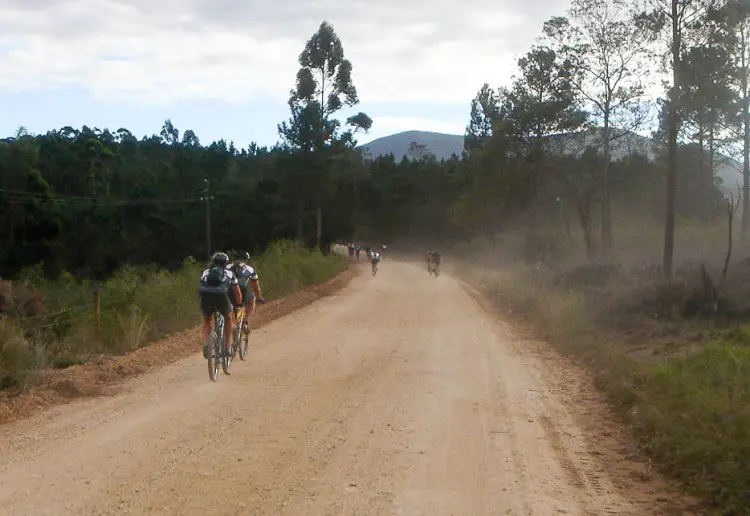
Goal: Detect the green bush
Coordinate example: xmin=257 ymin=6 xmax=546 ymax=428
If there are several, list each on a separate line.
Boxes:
xmin=0 ymin=318 xmax=43 ymax=389
xmin=632 ymin=345 xmax=750 ymax=511
xmin=3 ymin=240 xmax=347 ymax=388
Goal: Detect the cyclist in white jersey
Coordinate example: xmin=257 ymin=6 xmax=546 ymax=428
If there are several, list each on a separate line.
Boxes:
xmin=199 ymin=252 xmax=242 ymax=356
xmin=226 ymin=252 xmax=265 ymax=328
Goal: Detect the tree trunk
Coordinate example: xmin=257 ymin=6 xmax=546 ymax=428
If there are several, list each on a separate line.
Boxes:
xmin=708 ymin=118 xmax=715 ymax=225
xmin=663 ymin=0 xmax=679 ymax=279
xmin=316 ymin=203 xmax=322 ymax=250
xmin=576 ymin=196 xmax=595 ymax=262
xmin=601 ymin=115 xmax=613 ymax=256
xmin=743 ymin=28 xmax=750 ymax=236
xmin=698 ymin=121 xmax=705 ymax=222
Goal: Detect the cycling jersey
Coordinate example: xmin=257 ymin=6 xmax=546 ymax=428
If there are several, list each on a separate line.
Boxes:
xmin=199 ymin=267 xmax=239 ymax=294
xmin=226 ymin=262 xmax=258 ymax=287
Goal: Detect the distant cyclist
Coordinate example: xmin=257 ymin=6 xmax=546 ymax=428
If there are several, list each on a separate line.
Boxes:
xmin=427 ymin=250 xmax=441 ymax=275
xmin=226 ymin=252 xmax=265 ymax=329
xmin=199 ymin=252 xmax=242 ymax=358
xmin=370 ymin=249 xmax=381 ymax=275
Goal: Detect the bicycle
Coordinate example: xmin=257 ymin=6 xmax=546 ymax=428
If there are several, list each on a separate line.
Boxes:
xmin=371 ymin=261 xmax=379 ymax=276
xmin=205 ymin=311 xmax=233 ymax=381
xmin=429 ymin=262 xmax=440 ymax=278
xmin=232 ymin=304 xmax=250 ymax=361
xmin=231 ymin=296 xmax=267 ymax=362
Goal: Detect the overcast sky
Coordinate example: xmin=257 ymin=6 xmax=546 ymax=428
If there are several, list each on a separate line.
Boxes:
xmin=0 ymin=0 xmax=573 ymax=146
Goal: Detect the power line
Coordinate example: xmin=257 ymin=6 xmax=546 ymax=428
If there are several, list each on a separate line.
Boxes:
xmin=200 ymin=179 xmax=214 ymax=259
xmin=0 ymin=189 xmax=202 ymax=207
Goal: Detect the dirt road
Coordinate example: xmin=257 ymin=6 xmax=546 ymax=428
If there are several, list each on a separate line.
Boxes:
xmin=0 ymin=262 xmax=692 ymax=515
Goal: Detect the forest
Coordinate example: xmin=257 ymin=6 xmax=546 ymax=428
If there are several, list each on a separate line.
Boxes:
xmin=2 ymin=0 xmax=750 ymax=281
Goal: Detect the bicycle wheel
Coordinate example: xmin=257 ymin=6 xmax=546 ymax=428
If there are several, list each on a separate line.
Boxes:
xmin=216 ymin=313 xmax=232 ymax=375
xmin=207 ymin=328 xmax=219 ymax=382
xmin=238 ymin=319 xmax=250 ymax=361
xmin=232 ymin=318 xmax=240 ymax=359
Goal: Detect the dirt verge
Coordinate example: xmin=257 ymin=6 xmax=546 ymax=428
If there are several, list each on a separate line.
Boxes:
xmin=458 ymin=278 xmax=704 ymax=514
xmin=0 ymin=266 xmax=359 ymax=426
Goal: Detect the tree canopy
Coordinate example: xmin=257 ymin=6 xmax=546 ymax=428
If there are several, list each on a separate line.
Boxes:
xmin=3 ymin=9 xmax=749 ymax=279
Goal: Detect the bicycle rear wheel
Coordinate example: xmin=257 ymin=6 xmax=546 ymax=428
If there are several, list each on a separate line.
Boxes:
xmin=216 ymin=313 xmax=232 ymax=375
xmin=238 ymin=320 xmax=250 ymax=361
xmin=207 ymin=331 xmax=219 ymax=382
xmin=232 ymin=321 xmax=240 ymax=359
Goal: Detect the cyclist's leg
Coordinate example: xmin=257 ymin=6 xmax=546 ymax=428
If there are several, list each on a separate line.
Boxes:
xmin=243 ymin=285 xmax=255 ymax=324
xmin=199 ymin=293 xmax=214 ymax=342
xmin=219 ymin=293 xmax=234 ymax=351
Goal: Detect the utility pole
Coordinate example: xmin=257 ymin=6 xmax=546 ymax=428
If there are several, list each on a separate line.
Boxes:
xmin=201 ymin=179 xmax=214 ymax=259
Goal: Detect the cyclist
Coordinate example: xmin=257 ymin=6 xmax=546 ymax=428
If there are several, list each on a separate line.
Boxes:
xmin=227 ymin=252 xmax=265 ymax=328
xmin=427 ymin=250 xmax=441 ymax=275
xmin=199 ymin=252 xmax=242 ymax=358
xmin=370 ymin=249 xmax=381 ymax=274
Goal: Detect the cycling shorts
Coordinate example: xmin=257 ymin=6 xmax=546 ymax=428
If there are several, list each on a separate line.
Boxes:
xmin=199 ymin=291 xmax=232 ymax=318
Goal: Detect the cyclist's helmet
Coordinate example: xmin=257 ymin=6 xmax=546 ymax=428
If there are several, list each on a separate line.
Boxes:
xmin=211 ymin=252 xmax=229 ymax=267
xmin=242 ymin=252 xmax=250 ymax=261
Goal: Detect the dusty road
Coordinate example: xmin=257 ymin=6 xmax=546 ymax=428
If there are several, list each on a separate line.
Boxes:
xmin=0 ymin=262 xmax=691 ymax=515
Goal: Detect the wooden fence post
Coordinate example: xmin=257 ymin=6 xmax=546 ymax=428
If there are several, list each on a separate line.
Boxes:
xmin=92 ymin=281 xmax=101 ymax=341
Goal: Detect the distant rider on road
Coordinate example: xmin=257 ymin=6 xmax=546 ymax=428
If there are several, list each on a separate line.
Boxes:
xmin=370 ymin=249 xmax=381 ymax=274
xmin=199 ymin=252 xmax=242 ymax=357
xmin=427 ymin=250 xmax=441 ymax=274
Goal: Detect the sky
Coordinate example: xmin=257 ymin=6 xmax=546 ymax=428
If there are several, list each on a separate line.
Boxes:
xmin=0 ymin=0 xmax=574 ymax=148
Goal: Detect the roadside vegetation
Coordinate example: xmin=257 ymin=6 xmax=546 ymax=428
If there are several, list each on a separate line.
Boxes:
xmin=0 ymin=240 xmax=347 ymax=390
xmin=453 ymin=220 xmax=750 ymax=513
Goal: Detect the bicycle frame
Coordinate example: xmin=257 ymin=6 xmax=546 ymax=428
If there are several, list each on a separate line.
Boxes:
xmin=233 ymin=305 xmax=245 ymax=327
xmin=206 ymin=310 xmax=229 ymax=381
xmin=231 ymin=301 xmax=252 ymax=361
xmin=213 ymin=312 xmax=225 ymax=344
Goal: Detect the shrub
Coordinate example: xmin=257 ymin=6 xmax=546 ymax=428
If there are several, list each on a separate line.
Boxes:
xmin=0 ymin=318 xmax=43 ymax=390
xmin=2 ymin=240 xmax=347 ymax=389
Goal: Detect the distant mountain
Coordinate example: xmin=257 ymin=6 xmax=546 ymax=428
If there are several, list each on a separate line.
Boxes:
xmin=358 ymin=129 xmax=743 ymax=194
xmin=360 ymin=131 xmax=464 ymax=161
xmin=546 ymin=128 xmax=742 ymax=194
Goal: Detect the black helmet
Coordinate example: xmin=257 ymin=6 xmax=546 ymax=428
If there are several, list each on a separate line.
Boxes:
xmin=211 ymin=252 xmax=229 ymax=266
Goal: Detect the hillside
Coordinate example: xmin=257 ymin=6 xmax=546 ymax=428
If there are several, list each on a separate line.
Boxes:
xmin=360 ymin=131 xmax=464 ymax=161
xmin=359 ymin=129 xmax=743 ymax=193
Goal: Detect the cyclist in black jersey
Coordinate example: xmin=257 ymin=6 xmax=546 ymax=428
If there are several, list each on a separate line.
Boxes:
xmin=199 ymin=252 xmax=242 ymax=356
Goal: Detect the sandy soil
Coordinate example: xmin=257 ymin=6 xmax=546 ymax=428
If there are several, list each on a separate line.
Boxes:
xmin=0 ymin=262 xmax=699 ymax=515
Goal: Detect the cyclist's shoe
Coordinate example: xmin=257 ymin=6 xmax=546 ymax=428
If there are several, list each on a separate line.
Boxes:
xmin=257 ymin=297 xmax=267 ymax=304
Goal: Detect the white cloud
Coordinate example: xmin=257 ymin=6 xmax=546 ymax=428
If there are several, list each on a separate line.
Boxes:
xmin=0 ymin=0 xmax=571 ymax=105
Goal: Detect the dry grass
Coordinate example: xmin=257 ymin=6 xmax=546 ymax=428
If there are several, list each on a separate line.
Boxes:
xmin=454 ymin=229 xmax=750 ymax=513
xmin=1 ymin=240 xmax=348 ymax=392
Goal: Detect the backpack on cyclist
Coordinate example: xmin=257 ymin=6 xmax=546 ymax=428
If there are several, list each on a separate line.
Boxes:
xmin=205 ymin=265 xmax=224 ymax=287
